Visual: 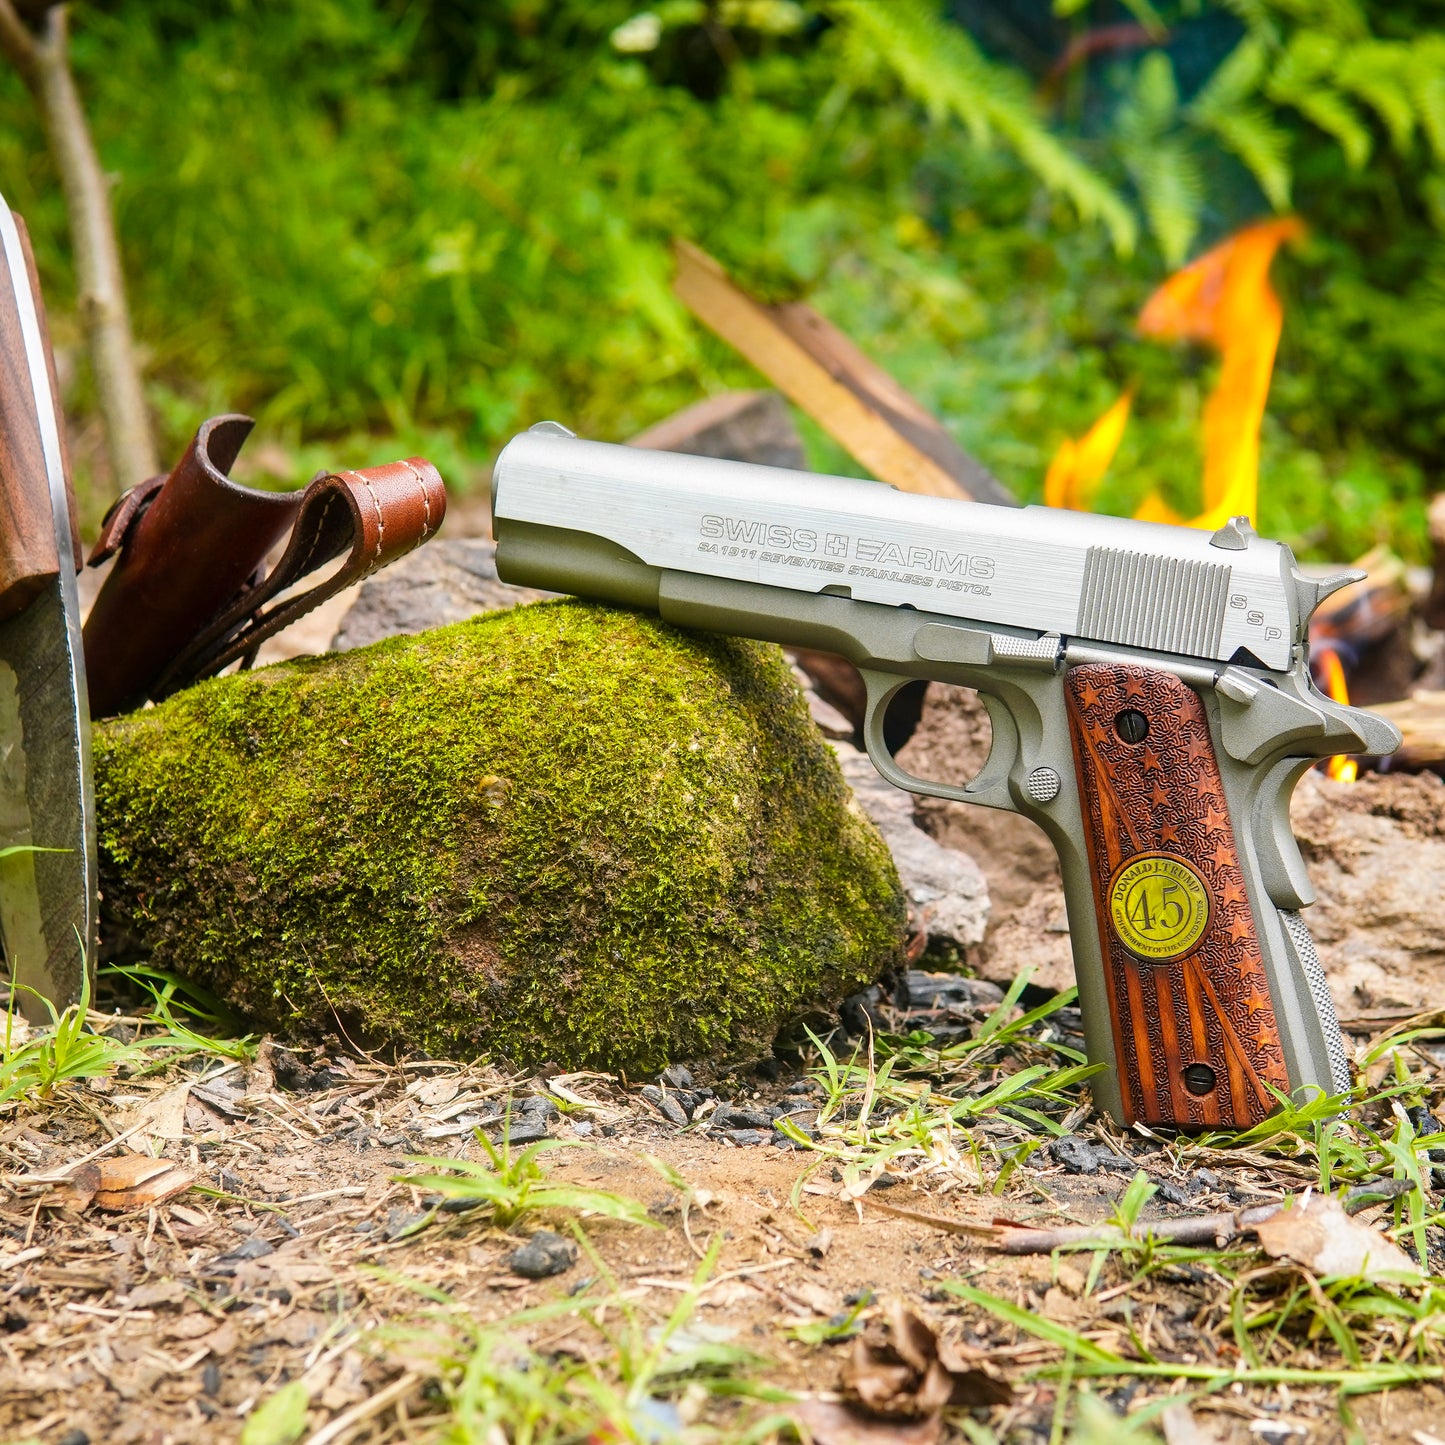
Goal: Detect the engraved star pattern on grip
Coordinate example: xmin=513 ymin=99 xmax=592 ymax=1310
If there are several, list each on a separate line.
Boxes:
xmin=1066 ymin=664 xmax=1284 ymax=1124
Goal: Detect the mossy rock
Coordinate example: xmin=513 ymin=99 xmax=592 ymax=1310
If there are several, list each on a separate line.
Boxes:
xmin=94 ymin=600 xmax=906 ymax=1069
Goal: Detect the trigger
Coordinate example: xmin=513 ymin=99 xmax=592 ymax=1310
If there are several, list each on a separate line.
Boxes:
xmin=1251 ymin=756 xmax=1316 ymax=910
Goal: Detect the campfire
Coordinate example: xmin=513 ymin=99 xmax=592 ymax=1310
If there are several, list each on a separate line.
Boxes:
xmin=1045 ymin=216 xmax=1439 ymax=778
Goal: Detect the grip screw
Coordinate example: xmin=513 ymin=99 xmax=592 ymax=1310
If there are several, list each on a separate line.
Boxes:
xmin=1183 ymin=1063 xmax=1217 ymax=1096
xmin=1115 ymin=709 xmax=1150 ymax=744
xmin=1025 ymin=767 xmax=1061 ymax=804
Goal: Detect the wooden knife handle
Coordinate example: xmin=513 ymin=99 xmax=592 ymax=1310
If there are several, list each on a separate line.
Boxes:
xmin=0 ymin=210 xmax=61 ymax=620
xmin=1065 ymin=662 xmax=1290 ymax=1129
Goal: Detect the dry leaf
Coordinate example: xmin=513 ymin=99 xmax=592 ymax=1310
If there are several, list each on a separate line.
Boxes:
xmin=121 ymin=1279 xmax=187 ymax=1309
xmin=246 ymin=1039 xmax=277 ymax=1099
xmin=409 ymin=1076 xmax=459 ymax=1107
xmin=1040 ymin=1287 xmax=1091 ymax=1325
xmin=268 ymin=1310 xmax=328 ymax=1347
xmin=842 ymin=1300 xmax=1012 ymax=1421
xmin=93 ymin=1154 xmax=195 ymax=1211
xmin=1054 ymin=1261 xmax=1088 ymax=1296
xmin=121 ymin=1081 xmax=192 ymax=1142
xmin=1254 ymin=1194 xmax=1422 ymax=1283
xmin=167 ymin=1312 xmax=221 ymax=1341
xmin=1162 ymin=1403 xmax=1226 ymax=1445
xmin=196 ymin=1321 xmax=239 ymax=1357
xmin=791 ymin=1399 xmax=941 ymax=1445
xmin=185 ymin=1099 xmax=232 ymax=1136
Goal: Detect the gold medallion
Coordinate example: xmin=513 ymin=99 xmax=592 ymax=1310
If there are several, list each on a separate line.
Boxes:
xmin=1108 ymin=853 xmax=1210 ymax=960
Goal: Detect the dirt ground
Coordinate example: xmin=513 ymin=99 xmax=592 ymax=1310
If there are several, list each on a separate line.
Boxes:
xmin=3 ymin=1018 xmax=1444 ymax=1445
xmin=54 ymin=550 xmax=1445 ymax=1444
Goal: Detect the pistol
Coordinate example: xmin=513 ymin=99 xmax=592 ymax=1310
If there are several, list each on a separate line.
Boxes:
xmin=491 ymin=422 xmax=1400 ymax=1129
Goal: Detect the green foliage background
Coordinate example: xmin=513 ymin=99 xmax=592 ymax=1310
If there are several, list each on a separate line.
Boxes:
xmin=0 ymin=0 xmax=1441 ymax=559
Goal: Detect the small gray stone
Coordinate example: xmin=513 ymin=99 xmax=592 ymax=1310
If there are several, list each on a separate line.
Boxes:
xmin=640 ymin=1085 xmax=689 ymax=1127
xmin=492 ymin=1117 xmax=549 ymax=1146
xmin=661 ymin=1064 xmax=694 ymax=1090
xmin=830 ymin=739 xmax=989 ymax=951
xmin=508 ymin=1229 xmax=577 ymax=1279
xmin=901 ymin=971 xmax=1004 ymax=1012
xmin=727 ymin=1129 xmax=770 ymax=1146
xmin=384 ymin=1208 xmax=430 ymax=1240
xmin=217 ymin=1236 xmax=275 ymax=1263
xmin=1049 ymin=1135 xmax=1100 ymax=1175
xmin=713 ymin=1105 xmax=770 ymax=1130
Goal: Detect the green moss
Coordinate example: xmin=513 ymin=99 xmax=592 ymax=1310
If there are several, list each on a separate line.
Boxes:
xmin=94 ymin=601 xmax=905 ymax=1069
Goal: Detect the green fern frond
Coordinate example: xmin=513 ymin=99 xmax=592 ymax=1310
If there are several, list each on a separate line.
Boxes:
xmin=1131 ymin=48 xmax=1181 ymax=129
xmin=1222 ymin=0 xmax=1367 ymax=43
xmin=1129 ymin=138 xmax=1204 ymax=265
xmin=1008 ymin=125 xmax=1139 ymax=254
xmin=1336 ymin=44 xmax=1418 ymax=153
xmin=1188 ymin=37 xmax=1293 ymax=208
xmin=1116 ymin=0 xmax=1168 ymax=41
xmin=831 ymin=0 xmax=991 ymax=142
xmin=1201 ymin=104 xmax=1294 ymax=208
xmin=831 ymin=0 xmax=1137 ymax=253
xmin=1114 ymin=53 xmax=1202 ymax=264
xmin=1191 ymin=34 xmax=1271 ymax=113
xmin=1274 ymin=80 xmax=1373 ymax=167
xmin=1408 ymin=39 xmax=1445 ymax=161
xmin=1217 ymin=0 xmax=1283 ymax=44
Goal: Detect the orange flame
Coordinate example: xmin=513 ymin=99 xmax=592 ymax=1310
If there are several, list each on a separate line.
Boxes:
xmin=1315 ymin=649 xmax=1358 ymax=783
xmin=1043 ymin=389 xmax=1133 ymax=511
xmin=1044 ymin=216 xmax=1306 ymax=530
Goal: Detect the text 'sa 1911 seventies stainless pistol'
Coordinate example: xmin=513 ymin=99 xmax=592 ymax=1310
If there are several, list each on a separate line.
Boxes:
xmin=490 ymin=421 xmax=1400 ymax=1130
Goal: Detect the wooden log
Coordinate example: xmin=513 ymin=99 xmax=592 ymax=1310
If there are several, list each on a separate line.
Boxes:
xmin=1371 ymin=691 xmax=1445 ymax=767
xmin=1424 ymin=493 xmax=1445 ymax=630
xmin=672 ymin=240 xmax=1014 ymax=507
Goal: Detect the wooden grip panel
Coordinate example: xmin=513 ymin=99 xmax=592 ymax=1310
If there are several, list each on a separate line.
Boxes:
xmin=1065 ymin=663 xmax=1287 ymax=1128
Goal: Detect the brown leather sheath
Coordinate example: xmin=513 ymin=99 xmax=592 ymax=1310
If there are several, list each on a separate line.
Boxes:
xmin=83 ymin=414 xmax=446 ymax=718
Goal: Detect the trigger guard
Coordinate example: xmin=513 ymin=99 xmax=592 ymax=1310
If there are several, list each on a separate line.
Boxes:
xmin=857 ymin=669 xmax=1018 ymax=811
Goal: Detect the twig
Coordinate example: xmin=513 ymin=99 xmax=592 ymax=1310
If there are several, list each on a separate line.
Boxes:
xmin=0 ymin=0 xmax=157 ymax=489
xmin=877 ymin=1178 xmax=1417 ymax=1255
xmin=862 ymin=1197 xmax=1003 ymax=1239
xmin=301 ymin=1371 xmax=420 ymax=1445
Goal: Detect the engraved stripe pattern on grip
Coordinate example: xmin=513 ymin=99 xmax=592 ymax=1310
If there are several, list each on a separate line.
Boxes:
xmin=1078 ymin=548 xmax=1230 ymax=659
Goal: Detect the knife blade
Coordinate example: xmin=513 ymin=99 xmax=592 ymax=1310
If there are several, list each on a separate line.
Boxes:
xmin=0 ymin=198 xmax=97 ymax=1017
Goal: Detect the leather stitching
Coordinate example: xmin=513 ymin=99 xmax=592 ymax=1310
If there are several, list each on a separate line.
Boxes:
xmin=342 ymin=469 xmax=386 ymax=568
xmin=400 ymin=459 xmax=435 ymax=538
